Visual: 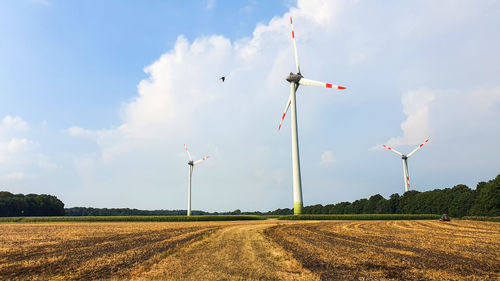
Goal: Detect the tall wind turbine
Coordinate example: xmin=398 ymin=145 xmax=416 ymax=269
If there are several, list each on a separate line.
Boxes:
xmin=278 ymin=16 xmax=346 ymax=215
xmin=383 ymin=139 xmax=429 ymax=193
xmin=184 ymin=144 xmax=209 ymax=216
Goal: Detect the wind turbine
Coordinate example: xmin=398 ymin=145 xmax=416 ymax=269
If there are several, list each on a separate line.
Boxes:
xmin=383 ymin=139 xmax=429 ymax=193
xmin=184 ymin=144 xmax=209 ymax=216
xmin=278 ymin=16 xmax=346 ymax=215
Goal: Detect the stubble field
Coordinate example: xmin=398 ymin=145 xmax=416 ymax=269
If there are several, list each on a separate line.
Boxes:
xmin=1 ymin=220 xmax=498 ymax=280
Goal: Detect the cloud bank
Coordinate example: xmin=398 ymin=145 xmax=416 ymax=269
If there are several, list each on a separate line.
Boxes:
xmin=59 ymin=0 xmax=500 ymax=210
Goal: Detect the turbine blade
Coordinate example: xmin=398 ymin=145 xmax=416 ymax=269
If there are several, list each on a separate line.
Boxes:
xmin=290 ymin=16 xmax=300 ymax=74
xmin=383 ymin=144 xmax=403 ymax=156
xmin=407 ymin=138 xmax=430 ymax=158
xmin=278 ymin=93 xmax=292 ymax=131
xmin=184 ymin=144 xmax=192 ymax=161
xmin=299 ymin=77 xmax=346 ymax=90
xmin=193 ymin=156 xmax=209 ymax=165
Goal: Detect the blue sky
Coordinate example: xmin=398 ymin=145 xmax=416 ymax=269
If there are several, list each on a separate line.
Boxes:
xmin=1 ymin=0 xmax=499 ymax=211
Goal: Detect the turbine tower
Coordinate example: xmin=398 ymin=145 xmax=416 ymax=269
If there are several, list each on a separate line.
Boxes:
xmin=383 ymin=139 xmax=429 ymax=193
xmin=184 ymin=144 xmax=209 ymax=216
xmin=278 ymin=16 xmax=346 ymax=215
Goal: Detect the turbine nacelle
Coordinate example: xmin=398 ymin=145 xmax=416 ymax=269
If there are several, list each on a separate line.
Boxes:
xmin=188 ymin=160 xmax=194 ymax=166
xmin=286 ymin=72 xmax=303 ymax=84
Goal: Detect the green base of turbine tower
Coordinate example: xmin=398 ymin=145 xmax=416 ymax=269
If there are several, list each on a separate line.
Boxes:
xmin=294 ymin=202 xmax=303 ymax=215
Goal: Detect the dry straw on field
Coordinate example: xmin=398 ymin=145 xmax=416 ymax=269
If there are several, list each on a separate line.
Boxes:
xmin=1 ymin=220 xmax=498 ymax=280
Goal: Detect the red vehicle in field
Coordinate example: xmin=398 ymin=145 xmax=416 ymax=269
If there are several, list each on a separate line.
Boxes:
xmin=440 ymin=214 xmax=450 ymax=221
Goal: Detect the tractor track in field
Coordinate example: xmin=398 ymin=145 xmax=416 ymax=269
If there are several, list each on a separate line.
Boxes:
xmin=264 ymin=221 xmax=500 ymax=280
xmin=0 ymin=223 xmax=219 ymax=280
xmin=131 ymin=220 xmax=318 ymax=281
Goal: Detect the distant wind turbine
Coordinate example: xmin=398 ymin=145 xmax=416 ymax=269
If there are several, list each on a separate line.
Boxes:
xmin=383 ymin=139 xmax=429 ymax=193
xmin=278 ymin=16 xmax=347 ymax=215
xmin=184 ymin=144 xmax=209 ymax=216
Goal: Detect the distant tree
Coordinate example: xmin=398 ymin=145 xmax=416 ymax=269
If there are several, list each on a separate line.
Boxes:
xmin=448 ymin=184 xmax=474 ymax=217
xmin=469 ymin=174 xmax=500 ymax=216
xmin=387 ymin=193 xmax=400 ymax=213
xmin=0 ymin=192 xmax=64 ymax=217
xmin=331 ymin=202 xmax=351 ymax=214
xmin=366 ymin=194 xmax=385 ymax=213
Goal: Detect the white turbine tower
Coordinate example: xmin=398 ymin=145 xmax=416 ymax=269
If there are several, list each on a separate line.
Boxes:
xmin=278 ymin=16 xmax=347 ymax=215
xmin=383 ymin=139 xmax=430 ymax=193
xmin=184 ymin=144 xmax=209 ymax=216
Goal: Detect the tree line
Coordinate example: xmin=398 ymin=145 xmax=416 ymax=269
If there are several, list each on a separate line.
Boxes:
xmin=65 ymin=207 xmax=245 ymax=216
xmin=2 ymin=173 xmax=498 ymax=217
xmin=0 ymin=192 xmax=65 ymax=217
xmin=64 ymin=207 xmax=212 ymax=216
xmin=267 ymin=173 xmax=500 ymax=217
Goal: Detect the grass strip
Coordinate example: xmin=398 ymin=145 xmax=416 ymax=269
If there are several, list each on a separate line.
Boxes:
xmin=0 ymin=215 xmax=265 ymax=223
xmin=278 ymin=214 xmax=441 ymax=220
xmin=461 ymin=216 xmax=500 ymax=222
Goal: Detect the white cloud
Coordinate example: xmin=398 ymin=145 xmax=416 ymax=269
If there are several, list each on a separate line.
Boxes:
xmin=320 ymin=150 xmax=335 ymax=165
xmin=385 ymin=88 xmax=435 ymax=147
xmin=0 ymin=115 xmax=54 ymax=178
xmin=7 ymin=172 xmax=24 ymax=180
xmin=1 ymin=115 xmax=29 ymax=132
xmin=7 ymin=138 xmax=33 ymax=153
xmin=67 ymin=126 xmax=95 ymax=138
xmin=0 ymin=138 xmax=36 ymax=165
xmin=38 ymin=154 xmax=59 ymax=170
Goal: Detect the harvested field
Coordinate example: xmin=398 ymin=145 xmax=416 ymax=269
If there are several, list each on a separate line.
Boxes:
xmin=0 ymin=222 xmax=219 ymax=280
xmin=1 ymin=220 xmax=498 ymax=280
xmin=265 ymin=220 xmax=500 ymax=280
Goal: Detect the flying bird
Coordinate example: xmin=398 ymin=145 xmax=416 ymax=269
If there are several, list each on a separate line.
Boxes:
xmin=219 ymin=76 xmax=225 ymax=82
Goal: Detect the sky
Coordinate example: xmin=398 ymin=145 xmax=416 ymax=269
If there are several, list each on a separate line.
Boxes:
xmin=1 ymin=0 xmax=499 ymax=212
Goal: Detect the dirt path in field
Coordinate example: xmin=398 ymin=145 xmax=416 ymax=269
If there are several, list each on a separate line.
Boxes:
xmin=131 ymin=221 xmax=319 ymax=281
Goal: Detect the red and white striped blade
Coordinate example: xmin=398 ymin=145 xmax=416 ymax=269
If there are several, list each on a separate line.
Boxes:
xmin=193 ymin=156 xmax=209 ymax=165
xmin=278 ymin=87 xmax=294 ymax=131
xmin=184 ymin=144 xmax=192 ymax=161
xmin=383 ymin=144 xmax=403 ymax=156
xmin=290 ymin=16 xmax=300 ymax=74
xmin=299 ymin=78 xmax=346 ymax=90
xmin=407 ymin=139 xmax=430 ymax=158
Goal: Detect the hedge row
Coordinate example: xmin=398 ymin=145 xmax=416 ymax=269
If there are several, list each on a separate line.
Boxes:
xmin=0 ymin=215 xmax=265 ymax=222
xmin=278 ymin=214 xmax=441 ymax=220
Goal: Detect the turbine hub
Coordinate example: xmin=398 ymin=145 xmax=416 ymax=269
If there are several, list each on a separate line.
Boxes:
xmin=402 ymin=155 xmax=408 ymax=160
xmin=188 ymin=161 xmax=194 ymax=166
xmin=286 ymin=72 xmax=302 ymax=84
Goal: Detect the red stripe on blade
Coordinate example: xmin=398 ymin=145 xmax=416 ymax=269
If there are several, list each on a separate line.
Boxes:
xmin=290 ymin=17 xmax=292 ymax=24
xmin=292 ymin=31 xmax=294 ymax=38
xmin=326 ymin=83 xmax=332 ymax=88
xmin=338 ymin=86 xmax=346 ymax=89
